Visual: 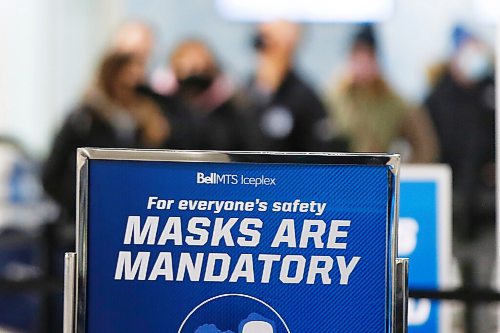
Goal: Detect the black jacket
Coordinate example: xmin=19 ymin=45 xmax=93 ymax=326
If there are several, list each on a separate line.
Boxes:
xmin=42 ymin=104 xmax=141 ymax=223
xmin=426 ymin=71 xmax=495 ymax=189
xmin=241 ymin=70 xmax=330 ymax=152
xmin=425 ymin=70 xmax=495 ymax=228
xmin=168 ymin=95 xmax=247 ymax=151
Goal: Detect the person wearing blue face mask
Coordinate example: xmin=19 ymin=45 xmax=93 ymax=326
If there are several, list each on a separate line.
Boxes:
xmin=425 ymin=26 xmax=495 ymax=332
xmin=425 ymin=25 xmax=495 ymax=240
xmin=452 ymin=27 xmax=493 ymax=84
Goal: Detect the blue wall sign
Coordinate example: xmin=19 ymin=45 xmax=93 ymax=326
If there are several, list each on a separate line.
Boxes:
xmin=399 ymin=165 xmax=452 ymax=333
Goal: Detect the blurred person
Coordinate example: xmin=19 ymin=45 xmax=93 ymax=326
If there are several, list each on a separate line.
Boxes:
xmin=111 ymin=20 xmax=180 ymax=127
xmin=111 ymin=20 xmax=156 ymax=96
xmin=326 ymin=26 xmax=438 ymax=162
xmin=166 ymin=38 xmax=246 ymax=150
xmin=241 ymin=20 xmax=333 ymax=152
xmin=112 ymin=21 xmax=185 ymax=99
xmin=425 ymin=26 xmax=495 ymax=333
xmin=426 ymin=26 xmax=495 ymax=238
xmin=42 ymin=51 xmax=170 ymax=224
xmin=112 ymin=20 xmax=188 ymax=150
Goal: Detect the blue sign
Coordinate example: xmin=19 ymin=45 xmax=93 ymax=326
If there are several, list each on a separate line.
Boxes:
xmin=77 ymin=150 xmax=399 ymax=333
xmin=399 ymin=166 xmax=452 ymax=333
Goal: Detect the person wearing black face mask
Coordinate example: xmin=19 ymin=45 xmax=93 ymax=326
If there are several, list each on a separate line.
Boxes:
xmin=252 ymin=32 xmax=268 ymax=51
xmin=162 ymin=39 xmax=246 ymax=151
xmin=240 ymin=20 xmax=340 ymax=152
xmin=177 ymin=73 xmax=215 ymax=96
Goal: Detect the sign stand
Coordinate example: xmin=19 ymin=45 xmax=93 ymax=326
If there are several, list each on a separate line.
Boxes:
xmin=63 ymin=149 xmax=408 ymax=332
xmin=396 ymin=258 xmax=409 ymax=333
xmin=64 ymin=252 xmax=76 ymax=333
xmin=400 ymin=165 xmax=452 ymax=332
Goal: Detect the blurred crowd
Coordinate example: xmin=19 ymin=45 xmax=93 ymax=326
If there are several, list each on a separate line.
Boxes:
xmin=0 ymin=18 xmax=496 ymax=332
xmin=42 ymin=20 xmax=495 ymax=233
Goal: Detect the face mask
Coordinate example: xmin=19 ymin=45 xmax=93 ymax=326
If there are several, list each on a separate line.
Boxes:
xmin=252 ymin=33 xmax=267 ymax=51
xmin=178 ymin=74 xmax=214 ymax=94
xmin=457 ymin=46 xmax=491 ymax=82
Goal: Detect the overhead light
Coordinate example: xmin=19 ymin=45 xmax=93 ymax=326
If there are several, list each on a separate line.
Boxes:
xmin=215 ymin=0 xmax=395 ymax=23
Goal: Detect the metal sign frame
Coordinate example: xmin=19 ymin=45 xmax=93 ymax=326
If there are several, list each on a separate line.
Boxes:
xmin=65 ymin=148 xmax=407 ymax=333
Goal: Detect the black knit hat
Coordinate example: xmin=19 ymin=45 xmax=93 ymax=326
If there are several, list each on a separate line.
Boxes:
xmin=352 ymin=25 xmax=377 ymax=51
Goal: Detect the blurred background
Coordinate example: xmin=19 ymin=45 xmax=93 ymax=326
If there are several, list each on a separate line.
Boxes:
xmin=0 ymin=0 xmax=497 ymax=332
